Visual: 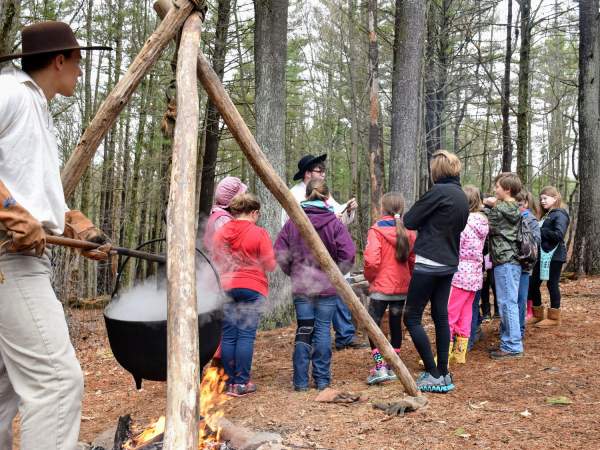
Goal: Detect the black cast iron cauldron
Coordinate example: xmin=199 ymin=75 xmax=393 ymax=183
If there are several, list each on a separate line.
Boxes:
xmin=104 ymin=243 xmax=222 ymax=389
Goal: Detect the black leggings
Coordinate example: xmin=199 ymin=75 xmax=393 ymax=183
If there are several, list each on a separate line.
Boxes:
xmin=403 ymin=272 xmax=453 ymax=378
xmin=367 ymin=300 xmax=405 ymax=350
xmin=529 ymin=259 xmax=564 ymax=309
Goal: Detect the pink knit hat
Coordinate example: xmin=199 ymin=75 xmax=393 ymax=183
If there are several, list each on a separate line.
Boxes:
xmin=214 ymin=176 xmax=248 ymax=208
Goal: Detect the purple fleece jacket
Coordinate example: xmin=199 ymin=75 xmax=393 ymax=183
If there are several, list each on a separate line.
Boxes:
xmin=274 ymin=204 xmax=356 ymax=298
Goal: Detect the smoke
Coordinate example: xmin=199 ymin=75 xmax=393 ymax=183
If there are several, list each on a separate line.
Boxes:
xmin=105 ymin=260 xmax=224 ymax=322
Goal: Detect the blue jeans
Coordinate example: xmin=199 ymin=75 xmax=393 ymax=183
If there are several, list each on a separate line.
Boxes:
xmin=332 ymin=296 xmax=356 ymax=347
xmin=494 ymin=263 xmax=523 ymax=353
xmin=468 ymin=290 xmax=482 ymax=351
xmin=518 ymin=270 xmax=530 ymax=338
xmin=221 ymin=288 xmax=265 ymax=385
xmin=293 ymin=296 xmax=337 ymax=389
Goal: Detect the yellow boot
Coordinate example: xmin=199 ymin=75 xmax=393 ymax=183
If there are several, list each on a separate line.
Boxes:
xmin=535 ymin=307 xmax=560 ymax=328
xmin=452 ymin=336 xmax=469 ymax=364
xmin=527 ymin=306 xmax=545 ymax=325
xmin=422 ymin=340 xmax=454 ymax=367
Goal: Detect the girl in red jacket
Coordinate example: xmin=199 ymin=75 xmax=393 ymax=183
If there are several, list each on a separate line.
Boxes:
xmin=212 ymin=193 xmax=276 ymax=397
xmin=363 ymin=192 xmax=416 ymax=385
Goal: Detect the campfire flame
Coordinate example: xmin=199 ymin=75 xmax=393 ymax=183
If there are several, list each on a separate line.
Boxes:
xmin=123 ymin=416 xmax=165 ymax=449
xmin=123 ymin=367 xmax=229 ymax=449
xmin=200 ymin=367 xmax=229 ymax=444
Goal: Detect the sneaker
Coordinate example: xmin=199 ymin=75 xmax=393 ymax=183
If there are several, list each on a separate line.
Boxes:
xmin=416 ymin=372 xmax=451 ymax=393
xmin=386 ymin=367 xmax=398 ymax=382
xmin=227 ymin=381 xmax=257 ymax=397
xmin=490 ymin=349 xmax=523 ymax=360
xmin=294 ymin=385 xmax=309 ymax=392
xmin=335 ymin=338 xmax=369 ymax=350
xmin=443 ymin=373 xmax=455 ymax=391
xmin=366 ymin=367 xmax=390 ymax=385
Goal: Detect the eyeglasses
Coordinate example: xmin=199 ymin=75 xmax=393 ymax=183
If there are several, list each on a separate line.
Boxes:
xmin=311 ymin=169 xmax=326 ymax=175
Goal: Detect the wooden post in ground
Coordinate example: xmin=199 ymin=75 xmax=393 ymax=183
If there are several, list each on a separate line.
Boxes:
xmin=163 ymin=12 xmax=203 ymax=450
xmin=154 ymin=0 xmax=421 ymax=399
xmin=60 ymin=0 xmax=195 ymax=199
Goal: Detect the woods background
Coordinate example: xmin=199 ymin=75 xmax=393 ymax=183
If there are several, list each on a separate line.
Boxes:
xmin=0 ymin=0 xmax=599 ymax=313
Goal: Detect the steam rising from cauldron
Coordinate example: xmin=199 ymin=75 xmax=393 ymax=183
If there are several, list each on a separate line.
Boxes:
xmin=105 ymin=261 xmax=223 ymax=322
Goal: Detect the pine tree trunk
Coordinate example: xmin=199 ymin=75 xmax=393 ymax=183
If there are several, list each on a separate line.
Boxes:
xmin=516 ymin=0 xmax=531 ymax=183
xmin=501 ymin=0 xmax=513 ymax=172
xmin=572 ymin=0 xmax=600 ymax=275
xmin=253 ymin=0 xmax=289 ymax=302
xmin=389 ymin=0 xmax=426 ymax=206
xmin=0 ymin=0 xmax=20 ymax=70
xmin=198 ymin=0 xmax=232 ymax=219
xmin=367 ymin=0 xmax=383 ymax=223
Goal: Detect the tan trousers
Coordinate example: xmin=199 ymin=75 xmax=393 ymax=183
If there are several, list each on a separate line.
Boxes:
xmin=0 ymin=252 xmax=83 ymax=450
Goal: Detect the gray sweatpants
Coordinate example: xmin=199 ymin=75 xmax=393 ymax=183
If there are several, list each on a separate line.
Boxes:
xmin=0 ymin=252 xmax=83 ymax=450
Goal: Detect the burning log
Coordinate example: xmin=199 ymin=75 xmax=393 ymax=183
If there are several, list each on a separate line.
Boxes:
xmin=164 ymin=10 xmax=203 ymax=450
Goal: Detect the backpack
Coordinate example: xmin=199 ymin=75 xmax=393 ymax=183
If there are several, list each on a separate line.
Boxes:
xmin=516 ymin=215 xmax=538 ymax=269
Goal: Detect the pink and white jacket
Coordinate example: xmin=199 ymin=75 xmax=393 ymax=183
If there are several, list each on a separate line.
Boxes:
xmin=452 ymin=212 xmax=489 ymax=292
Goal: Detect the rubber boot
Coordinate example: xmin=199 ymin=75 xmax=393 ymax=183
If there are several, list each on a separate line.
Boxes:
xmin=535 ymin=307 xmax=560 ymax=328
xmin=527 ymin=306 xmax=545 ymax=325
xmin=422 ymin=341 xmax=453 ymax=367
xmin=526 ymin=300 xmax=533 ymax=320
xmin=452 ymin=336 xmax=469 ymax=364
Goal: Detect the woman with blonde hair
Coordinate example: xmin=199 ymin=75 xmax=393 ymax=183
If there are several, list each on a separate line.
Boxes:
xmin=403 ymin=150 xmax=470 ymax=392
xmin=528 ymin=186 xmax=570 ymax=327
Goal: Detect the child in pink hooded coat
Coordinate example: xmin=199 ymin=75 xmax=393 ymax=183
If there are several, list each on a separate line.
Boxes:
xmin=447 ymin=185 xmax=489 ymax=364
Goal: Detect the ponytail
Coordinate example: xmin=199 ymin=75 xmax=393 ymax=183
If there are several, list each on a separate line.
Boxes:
xmin=394 ymin=213 xmax=410 ymax=263
xmin=381 ymin=192 xmax=410 ymax=262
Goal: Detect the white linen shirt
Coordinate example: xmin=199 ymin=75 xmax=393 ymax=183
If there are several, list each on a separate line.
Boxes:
xmin=0 ymin=66 xmax=67 ymax=235
xmin=281 ymin=181 xmax=356 ymax=227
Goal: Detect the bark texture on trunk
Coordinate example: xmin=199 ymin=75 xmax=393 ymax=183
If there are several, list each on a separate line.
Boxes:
xmin=198 ymin=0 xmax=232 ymax=219
xmin=367 ymin=0 xmax=383 ymax=223
xmin=501 ymin=0 xmax=513 ymax=172
xmin=573 ymin=0 xmax=600 ymax=275
xmin=164 ymin=12 xmax=202 ymax=450
xmin=389 ymin=0 xmax=425 ymax=206
xmin=516 ymin=0 xmax=531 ymax=183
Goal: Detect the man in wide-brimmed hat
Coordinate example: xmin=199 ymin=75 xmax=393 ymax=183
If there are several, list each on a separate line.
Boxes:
xmin=0 ymin=21 xmax=111 ymax=449
xmin=281 ymin=154 xmax=367 ymax=351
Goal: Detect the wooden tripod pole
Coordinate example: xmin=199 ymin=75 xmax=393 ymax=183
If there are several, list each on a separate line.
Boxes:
xmin=60 ymin=0 xmax=195 ymax=200
xmin=163 ymin=11 xmax=203 ymax=450
xmin=154 ymin=0 xmax=421 ymax=399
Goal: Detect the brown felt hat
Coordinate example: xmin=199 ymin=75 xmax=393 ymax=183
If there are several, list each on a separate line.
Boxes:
xmin=0 ymin=21 xmax=111 ymax=63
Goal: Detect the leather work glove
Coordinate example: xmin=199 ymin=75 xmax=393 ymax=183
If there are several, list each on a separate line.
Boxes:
xmin=63 ymin=210 xmax=112 ymax=261
xmin=0 ymin=181 xmax=46 ymax=256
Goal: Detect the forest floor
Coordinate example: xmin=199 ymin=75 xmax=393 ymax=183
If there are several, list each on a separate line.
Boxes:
xmin=18 ymin=275 xmax=600 ymax=449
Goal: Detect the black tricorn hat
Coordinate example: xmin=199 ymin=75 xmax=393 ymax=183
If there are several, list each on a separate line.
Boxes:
xmin=293 ymin=154 xmax=327 ymax=181
xmin=0 ymin=21 xmax=112 ymax=63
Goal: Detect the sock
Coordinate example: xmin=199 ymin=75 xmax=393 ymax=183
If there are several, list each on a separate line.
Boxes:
xmin=371 ymin=348 xmax=385 ymax=370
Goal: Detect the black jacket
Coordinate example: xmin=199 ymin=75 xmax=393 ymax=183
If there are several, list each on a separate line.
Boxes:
xmin=540 ymin=208 xmax=570 ymax=262
xmin=404 ymin=176 xmax=470 ymax=267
